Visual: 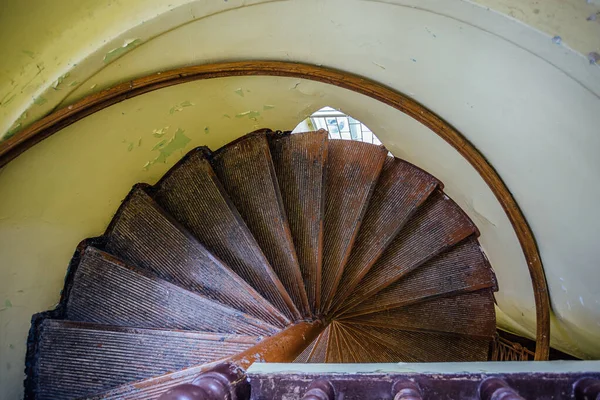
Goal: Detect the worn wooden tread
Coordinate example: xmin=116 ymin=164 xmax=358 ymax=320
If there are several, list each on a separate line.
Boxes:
xmin=65 ymin=247 xmax=279 ymax=336
xmin=320 ymin=139 xmax=388 ymax=313
xmin=341 ymin=290 xmax=496 ymax=338
xmin=212 ymin=132 xmax=308 ymax=318
xmin=269 ymin=130 xmax=328 ymax=314
xmin=106 ymin=184 xmax=287 ymax=328
xmin=152 ymin=148 xmax=295 ymax=323
xmin=339 ymin=189 xmax=478 ymax=313
xmin=28 ymin=319 xmax=258 ymax=400
xmin=329 ymin=156 xmax=440 ymax=313
xmin=341 ymin=237 xmax=497 ymax=317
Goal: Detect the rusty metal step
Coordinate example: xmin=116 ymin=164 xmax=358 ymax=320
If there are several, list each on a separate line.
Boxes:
xmin=211 ymin=132 xmax=308 ymax=318
xmin=269 ymin=130 xmax=328 ymax=314
xmin=26 ymin=319 xmax=259 ymax=400
xmin=105 ymin=184 xmax=287 ymax=328
xmin=320 ymin=140 xmax=388 ymax=313
xmin=342 ymin=237 xmax=497 ymax=318
xmin=152 ymin=147 xmax=296 ymax=323
xmin=341 ymin=290 xmax=496 ymax=338
xmin=338 ymin=189 xmax=478 ymax=313
xmin=345 ymin=324 xmax=491 ymax=362
xmin=328 ymin=156 xmax=440 ymax=314
xmin=64 ymin=246 xmax=279 ymax=336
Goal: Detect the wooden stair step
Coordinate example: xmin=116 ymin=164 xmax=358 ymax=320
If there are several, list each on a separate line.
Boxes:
xmin=339 ymin=189 xmax=478 ymax=312
xmin=211 ymin=132 xmax=308 ymax=318
xmin=340 ymin=323 xmax=415 ymax=362
xmin=153 ymin=148 xmax=296 ymax=322
xmin=105 ymin=185 xmax=287 ymax=328
xmin=269 ymin=130 xmax=328 ymax=314
xmin=307 ymin=325 xmax=332 ymax=363
xmin=341 ymin=290 xmax=496 ymax=338
xmin=320 ymin=140 xmax=388 ymax=313
xmin=333 ymin=322 xmax=358 ymax=363
xmin=329 ymin=157 xmax=440 ymax=313
xmin=342 ymin=237 xmax=497 ymax=317
xmin=65 ymin=246 xmax=279 ymax=336
xmin=325 ymin=322 xmax=344 ymax=363
xmin=334 ymin=323 xmax=370 ymax=362
xmin=27 ymin=319 xmax=258 ymax=400
xmin=292 ymin=333 xmax=320 ymax=363
xmin=345 ymin=324 xmax=490 ymax=362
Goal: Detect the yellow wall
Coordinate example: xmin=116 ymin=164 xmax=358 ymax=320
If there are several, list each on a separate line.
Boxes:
xmin=1 ymin=1 xmax=600 ymax=399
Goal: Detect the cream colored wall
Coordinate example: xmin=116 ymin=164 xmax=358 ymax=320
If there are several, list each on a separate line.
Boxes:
xmin=1 ymin=1 xmax=600 ymax=398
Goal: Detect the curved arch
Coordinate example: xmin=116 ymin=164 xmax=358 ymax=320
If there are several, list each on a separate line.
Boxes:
xmin=0 ymin=60 xmax=551 ymax=360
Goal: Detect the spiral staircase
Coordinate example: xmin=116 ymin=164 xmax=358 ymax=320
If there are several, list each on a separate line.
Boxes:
xmin=24 ymin=129 xmax=500 ymax=399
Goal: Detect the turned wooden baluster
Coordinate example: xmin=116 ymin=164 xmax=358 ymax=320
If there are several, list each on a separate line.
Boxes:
xmin=574 ymin=378 xmax=600 ymax=400
xmin=302 ymin=379 xmax=336 ymax=400
xmin=158 ymin=363 xmax=249 ymax=400
xmin=393 ymin=380 xmax=422 ymax=400
xmin=479 ymin=378 xmax=525 ymax=400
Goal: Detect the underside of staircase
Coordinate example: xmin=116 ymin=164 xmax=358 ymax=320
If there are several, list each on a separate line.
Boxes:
xmin=24 ymin=129 xmax=499 ymax=399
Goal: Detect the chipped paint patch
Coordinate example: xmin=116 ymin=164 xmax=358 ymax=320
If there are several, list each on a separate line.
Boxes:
xmin=22 ymin=50 xmax=35 ymax=58
xmin=144 ymin=128 xmax=190 ymax=170
xmin=68 ymin=81 xmax=79 ymax=87
xmin=52 ymin=72 xmax=71 ymax=89
xmin=234 ymin=88 xmax=245 ymax=97
xmin=103 ymin=39 xmax=142 ymax=63
xmin=236 ymin=110 xmax=261 ymax=120
xmin=589 ymin=52 xmax=600 ymax=65
xmin=90 ymin=84 xmax=98 ymax=90
xmin=223 ymin=114 xmax=231 ymax=119
xmin=152 ymin=126 xmax=169 ymax=138
xmin=3 ymin=123 xmax=22 ymax=141
xmin=169 ymin=101 xmax=194 ymax=114
xmin=552 ymin=36 xmax=562 ymax=45
xmin=263 ymin=105 xmax=275 ymax=110
xmin=204 ymin=126 xmax=210 ymax=134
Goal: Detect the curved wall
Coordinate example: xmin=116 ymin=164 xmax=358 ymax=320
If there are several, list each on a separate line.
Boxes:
xmin=1 ymin=1 xmax=600 ymax=398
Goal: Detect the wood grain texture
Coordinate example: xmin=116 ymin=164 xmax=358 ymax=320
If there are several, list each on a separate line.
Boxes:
xmin=0 ymin=61 xmax=549 ymax=359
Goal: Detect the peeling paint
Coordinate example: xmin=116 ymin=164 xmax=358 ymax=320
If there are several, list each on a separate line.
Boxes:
xmin=234 ymin=88 xmax=245 ymax=97
xmin=52 ymin=72 xmax=71 ymax=89
xmin=223 ymin=114 xmax=231 ymax=119
xmin=68 ymin=81 xmax=79 ymax=87
xmin=169 ymin=100 xmax=194 ymax=114
xmin=3 ymin=123 xmax=22 ymax=141
xmin=235 ymin=110 xmax=260 ymax=120
xmin=22 ymin=50 xmax=35 ymax=59
xmin=263 ymin=105 xmax=275 ymax=110
xmin=152 ymin=126 xmax=169 ymax=138
xmin=90 ymin=84 xmax=98 ymax=90
xmin=103 ymin=39 xmax=142 ymax=63
xmin=145 ymin=128 xmax=190 ymax=169
xmin=127 ymin=142 xmax=134 ymax=152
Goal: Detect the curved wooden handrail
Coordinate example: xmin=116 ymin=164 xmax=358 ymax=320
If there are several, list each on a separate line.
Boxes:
xmin=0 ymin=61 xmax=550 ymax=359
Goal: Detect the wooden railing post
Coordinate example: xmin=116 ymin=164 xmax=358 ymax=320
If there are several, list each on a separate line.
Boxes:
xmin=479 ymin=378 xmax=525 ymax=400
xmin=393 ymin=380 xmax=422 ymax=400
xmin=157 ymin=363 xmax=249 ymax=400
xmin=574 ymin=378 xmax=600 ymax=400
xmin=301 ymin=379 xmax=335 ymax=400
